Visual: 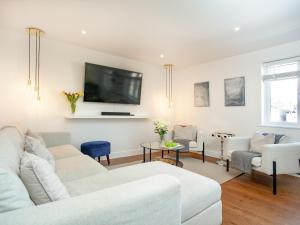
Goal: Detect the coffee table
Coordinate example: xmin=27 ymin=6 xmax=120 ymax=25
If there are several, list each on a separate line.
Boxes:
xmin=140 ymin=141 xmax=184 ymax=167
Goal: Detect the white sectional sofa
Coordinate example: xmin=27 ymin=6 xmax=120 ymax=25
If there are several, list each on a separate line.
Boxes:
xmin=0 ymin=126 xmax=222 ymax=225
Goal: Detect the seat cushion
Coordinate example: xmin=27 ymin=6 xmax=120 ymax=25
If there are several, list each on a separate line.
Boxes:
xmin=251 ymin=157 xmax=262 ymax=167
xmin=55 ymin=155 xmax=108 ymax=182
xmin=65 ymin=161 xmax=221 ymax=223
xmin=49 ymin=144 xmax=82 ymax=160
xmin=189 ymin=141 xmax=198 ymax=148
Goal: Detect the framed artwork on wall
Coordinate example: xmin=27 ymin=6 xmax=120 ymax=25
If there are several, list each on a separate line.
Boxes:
xmin=194 ymin=81 xmax=210 ymax=107
xmin=224 ymin=76 xmax=245 ymax=106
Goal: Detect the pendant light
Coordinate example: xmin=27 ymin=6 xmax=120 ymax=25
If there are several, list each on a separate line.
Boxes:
xmin=27 ymin=27 xmax=44 ymax=101
xmin=164 ymin=64 xmax=174 ymax=108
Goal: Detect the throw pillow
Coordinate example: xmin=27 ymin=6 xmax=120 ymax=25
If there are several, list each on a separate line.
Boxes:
xmin=262 ymin=133 xmax=289 ymax=144
xmin=26 ymin=129 xmax=46 ymax=146
xmin=20 ymin=152 xmax=70 ymax=205
xmin=173 ymin=125 xmax=194 ymax=140
xmin=24 ymin=135 xmax=55 ymax=170
xmin=250 ymin=133 xmax=275 ymax=153
xmin=278 ymin=135 xmax=289 ymax=144
xmin=0 ymin=168 xmax=34 ymax=213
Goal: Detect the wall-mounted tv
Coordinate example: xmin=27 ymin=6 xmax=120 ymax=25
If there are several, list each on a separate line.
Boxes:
xmin=84 ymin=63 xmax=143 ymax=105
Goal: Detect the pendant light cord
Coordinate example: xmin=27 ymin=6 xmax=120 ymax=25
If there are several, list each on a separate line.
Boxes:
xmin=37 ymin=30 xmax=41 ymax=99
xmin=28 ymin=28 xmax=31 ymax=85
xmin=35 ymin=31 xmax=38 ymax=91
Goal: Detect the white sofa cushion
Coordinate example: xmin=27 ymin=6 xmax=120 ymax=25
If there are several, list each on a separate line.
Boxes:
xmin=251 ymin=157 xmax=262 ymax=167
xmin=189 ymin=141 xmax=198 ymax=148
xmin=25 ymin=136 xmax=55 ymax=170
xmin=250 ymin=133 xmax=275 ymax=153
xmin=65 ymin=161 xmax=221 ymax=223
xmin=278 ymin=135 xmax=289 ymax=143
xmin=55 ymin=155 xmax=108 ymax=182
xmin=0 ymin=127 xmax=25 ymax=174
xmin=49 ymin=144 xmax=82 ymax=160
xmin=0 ymin=168 xmax=34 ymax=213
xmin=174 ymin=125 xmax=195 ymax=140
xmin=20 ymin=152 xmax=70 ymax=205
xmin=26 ymin=129 xmax=46 ymax=146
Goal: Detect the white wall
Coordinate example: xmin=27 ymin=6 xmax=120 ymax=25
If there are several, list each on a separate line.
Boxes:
xmin=0 ymin=29 xmax=172 ymax=157
xmin=173 ymin=40 xmax=300 ymax=157
xmin=2 ymin=28 xmax=299 ymax=159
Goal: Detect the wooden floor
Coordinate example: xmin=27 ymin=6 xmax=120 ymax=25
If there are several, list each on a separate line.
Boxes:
xmin=101 ymin=152 xmax=300 ymax=225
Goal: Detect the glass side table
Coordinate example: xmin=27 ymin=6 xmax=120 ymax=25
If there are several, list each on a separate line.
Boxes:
xmin=140 ymin=141 xmax=184 ymax=167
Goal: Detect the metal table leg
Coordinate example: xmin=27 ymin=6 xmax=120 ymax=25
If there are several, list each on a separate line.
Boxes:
xmin=176 ymin=150 xmax=179 ymax=166
xmin=143 ymin=147 xmax=146 ymax=163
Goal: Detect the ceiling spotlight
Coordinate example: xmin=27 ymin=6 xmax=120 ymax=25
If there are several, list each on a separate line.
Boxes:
xmin=234 ymin=27 xmax=240 ymax=31
xmin=81 ymin=30 xmax=87 ymax=35
xmin=160 ymin=54 xmax=164 ymax=58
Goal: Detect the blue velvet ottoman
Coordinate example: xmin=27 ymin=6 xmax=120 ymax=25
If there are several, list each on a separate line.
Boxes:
xmin=81 ymin=141 xmax=111 ymax=165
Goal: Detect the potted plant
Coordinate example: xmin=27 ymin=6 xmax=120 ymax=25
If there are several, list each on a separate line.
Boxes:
xmin=63 ymin=91 xmax=83 ymax=114
xmin=154 ymin=120 xmax=168 ymax=143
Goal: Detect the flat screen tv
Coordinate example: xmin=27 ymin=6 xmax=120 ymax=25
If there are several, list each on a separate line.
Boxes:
xmin=84 ymin=63 xmax=143 ymax=104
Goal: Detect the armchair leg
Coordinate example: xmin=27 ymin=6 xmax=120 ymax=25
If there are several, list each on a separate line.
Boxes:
xmin=226 ymin=159 xmax=229 ymax=172
xmin=273 ymin=161 xmax=277 ymax=195
xmin=298 ymin=159 xmax=300 ymax=175
xmin=202 ymin=142 xmax=205 ymax=163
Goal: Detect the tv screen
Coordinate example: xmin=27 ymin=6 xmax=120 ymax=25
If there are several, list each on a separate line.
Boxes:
xmin=84 ymin=63 xmax=143 ymax=104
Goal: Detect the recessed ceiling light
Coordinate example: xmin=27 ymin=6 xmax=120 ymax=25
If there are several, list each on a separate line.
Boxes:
xmin=160 ymin=54 xmax=164 ymax=58
xmin=234 ymin=27 xmax=240 ymax=31
xmin=81 ymin=30 xmax=87 ymax=35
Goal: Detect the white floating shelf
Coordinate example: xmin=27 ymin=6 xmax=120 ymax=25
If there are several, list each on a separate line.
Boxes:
xmin=65 ymin=114 xmax=150 ymax=119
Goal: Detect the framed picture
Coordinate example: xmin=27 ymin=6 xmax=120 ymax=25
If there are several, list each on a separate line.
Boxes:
xmin=194 ymin=81 xmax=210 ymax=107
xmin=224 ymin=76 xmax=245 ymax=106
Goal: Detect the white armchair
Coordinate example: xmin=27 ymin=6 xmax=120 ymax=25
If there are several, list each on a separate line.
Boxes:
xmin=224 ymin=136 xmax=300 ymax=195
xmin=167 ymin=125 xmax=205 ymax=162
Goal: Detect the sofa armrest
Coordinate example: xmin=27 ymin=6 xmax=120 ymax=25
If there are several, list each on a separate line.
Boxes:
xmin=224 ymin=136 xmax=251 ymax=156
xmin=0 ymin=174 xmax=181 ymax=225
xmin=259 ymin=143 xmax=300 ymax=175
xmin=39 ymin=132 xmax=71 ymax=147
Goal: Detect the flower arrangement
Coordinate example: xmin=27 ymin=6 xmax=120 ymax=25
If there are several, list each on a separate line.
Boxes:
xmin=154 ymin=120 xmax=168 ymax=142
xmin=63 ymin=91 xmax=84 ymax=114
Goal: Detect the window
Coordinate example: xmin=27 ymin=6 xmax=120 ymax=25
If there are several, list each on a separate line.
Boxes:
xmin=262 ymin=57 xmax=300 ymax=127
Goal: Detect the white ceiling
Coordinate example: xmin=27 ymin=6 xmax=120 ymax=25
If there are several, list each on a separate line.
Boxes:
xmin=1 ymin=0 xmax=300 ymax=67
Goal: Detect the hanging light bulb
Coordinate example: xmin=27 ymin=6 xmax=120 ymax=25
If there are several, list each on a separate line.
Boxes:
xmin=34 ymin=29 xmax=38 ymax=92
xmin=26 ymin=27 xmax=44 ymax=101
xmin=164 ymin=64 xmax=174 ymax=109
xmin=36 ymin=30 xmax=41 ymax=100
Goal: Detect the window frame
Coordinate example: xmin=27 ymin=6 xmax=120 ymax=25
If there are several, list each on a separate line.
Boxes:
xmin=262 ymin=57 xmax=300 ymax=128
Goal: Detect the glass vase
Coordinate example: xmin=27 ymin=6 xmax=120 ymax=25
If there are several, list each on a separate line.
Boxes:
xmin=159 ymin=134 xmax=165 ymax=145
xmin=70 ymin=102 xmax=76 ymax=114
